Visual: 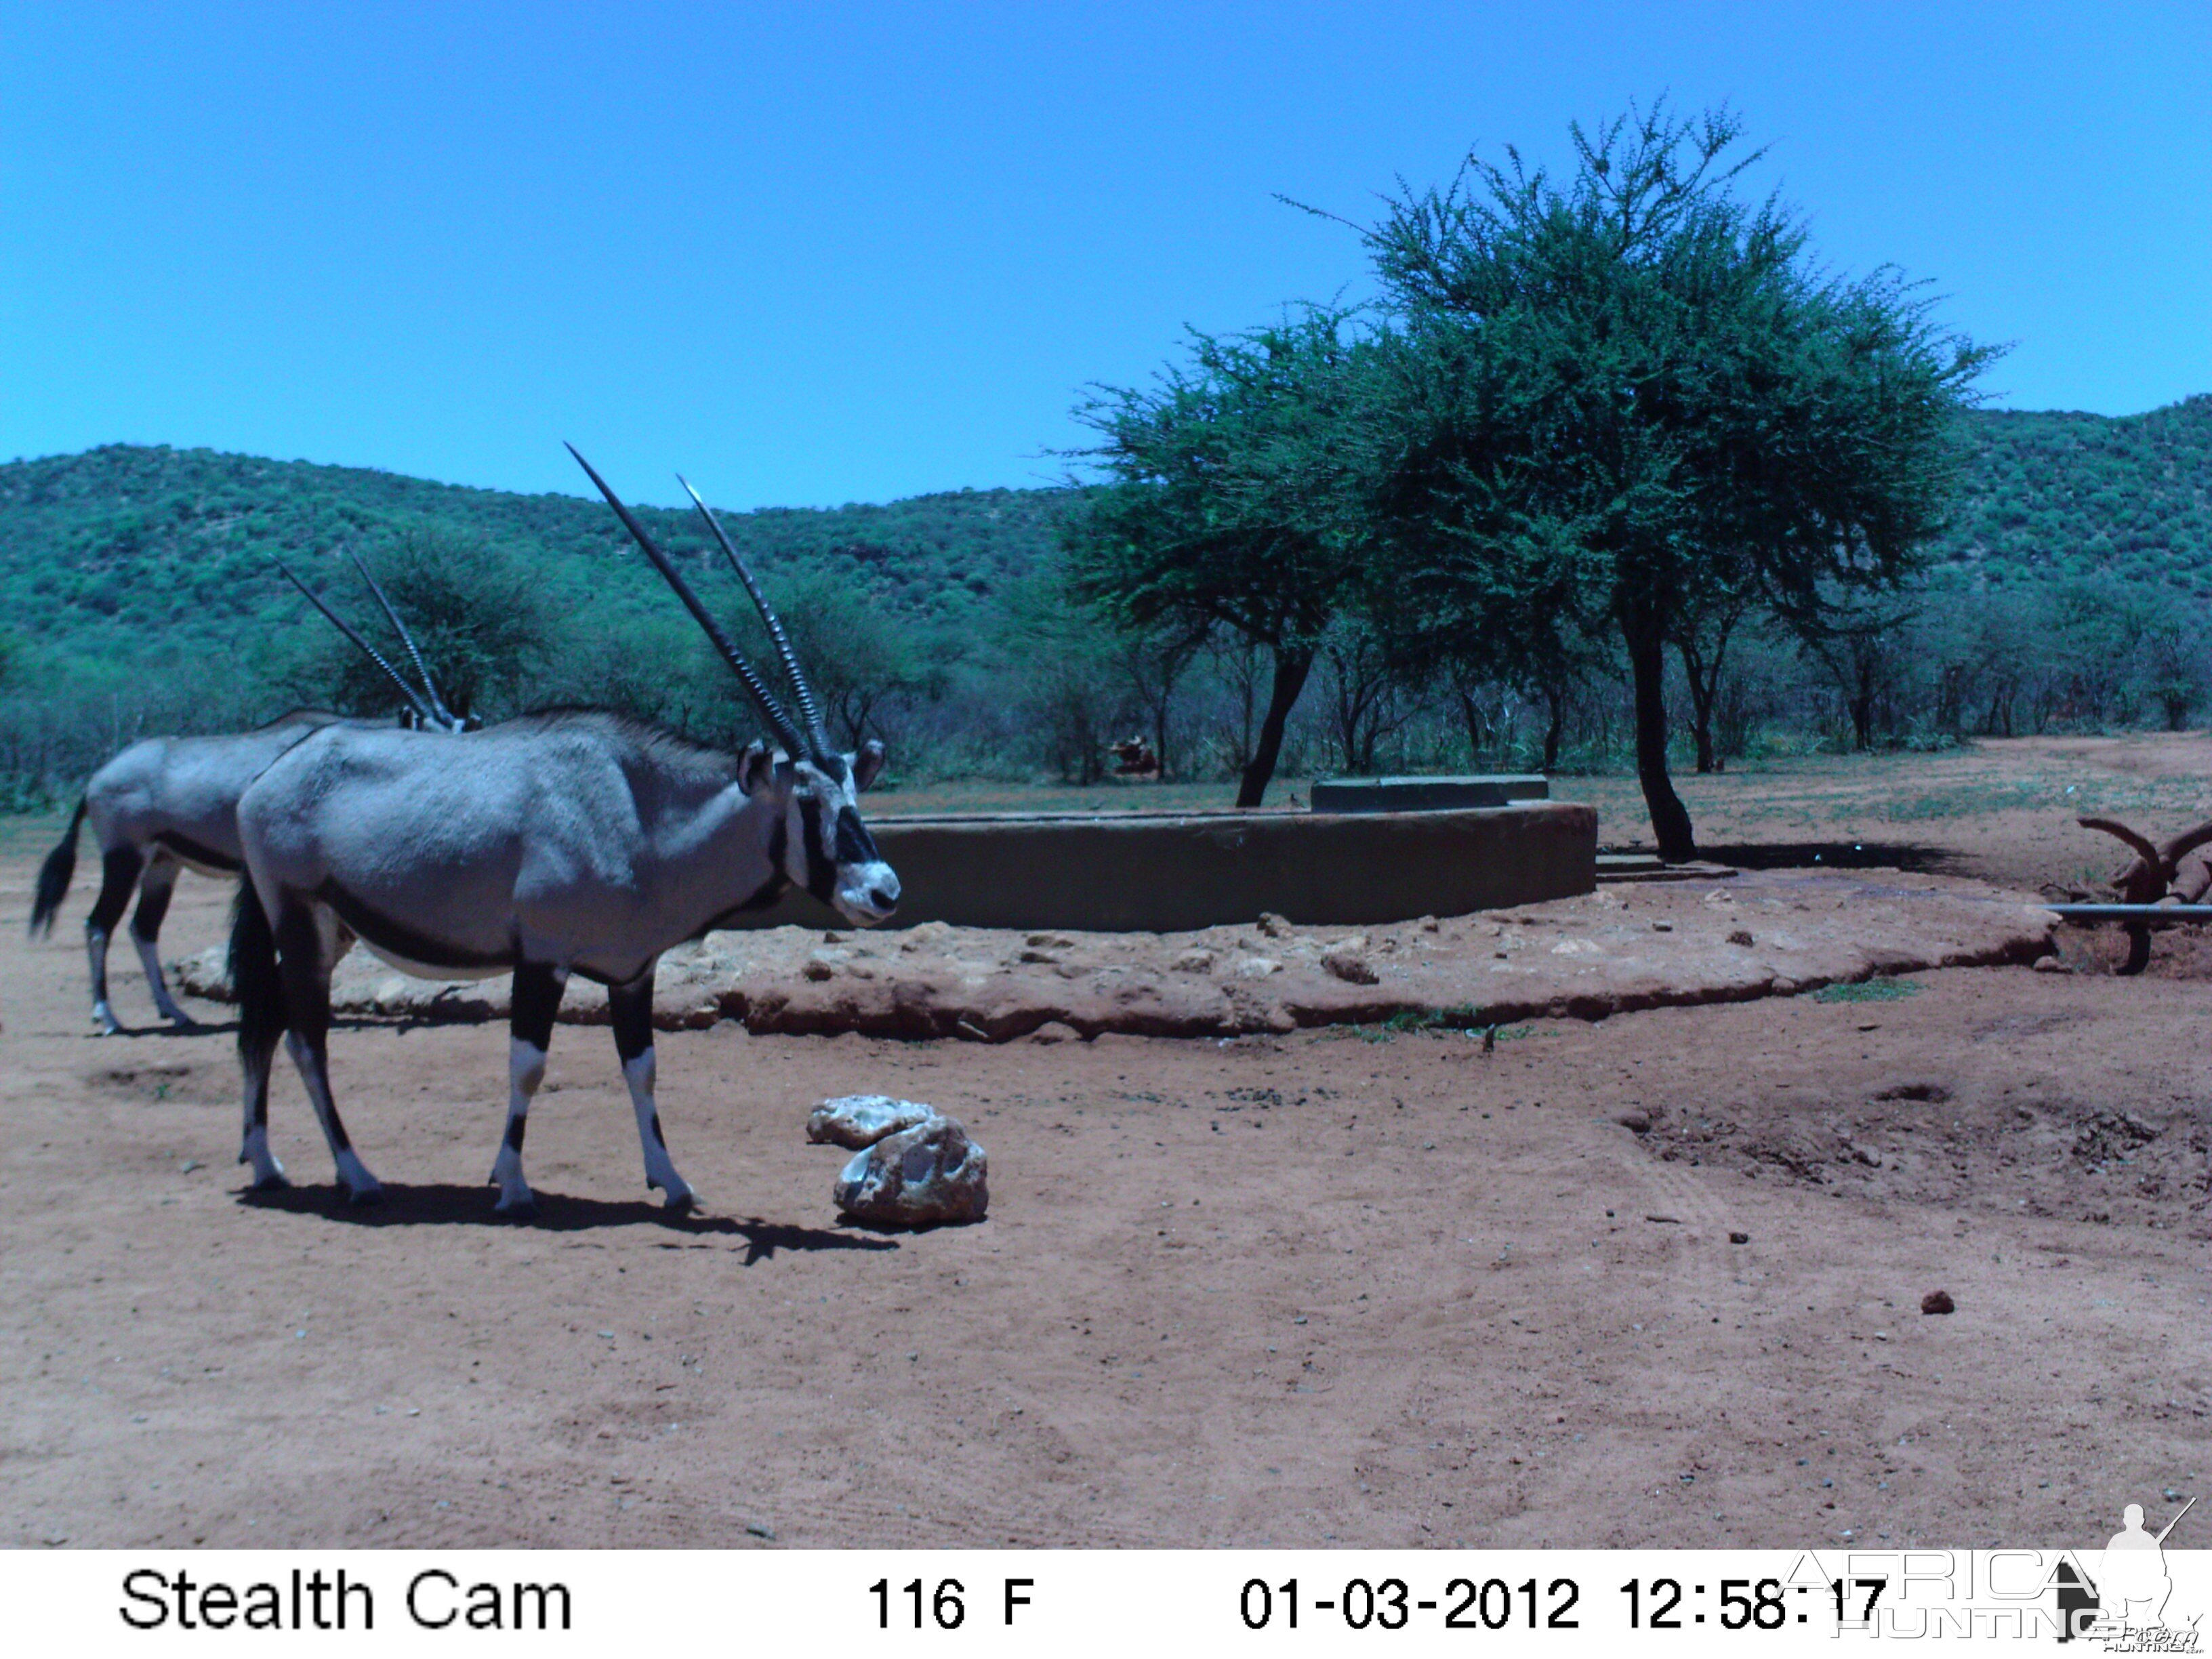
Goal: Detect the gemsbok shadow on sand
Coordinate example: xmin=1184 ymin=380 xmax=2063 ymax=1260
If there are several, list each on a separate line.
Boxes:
xmin=234 ymin=1182 xmax=895 ymax=1262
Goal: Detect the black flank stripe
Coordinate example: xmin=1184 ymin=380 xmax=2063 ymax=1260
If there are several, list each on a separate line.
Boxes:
xmin=151 ymin=830 xmax=241 ymax=872
xmin=316 ymin=879 xmax=514 ymax=972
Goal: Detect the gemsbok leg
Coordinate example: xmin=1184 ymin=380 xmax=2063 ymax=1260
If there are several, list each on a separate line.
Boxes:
xmin=129 ymin=853 xmax=194 ymax=1026
xmin=272 ymin=899 xmax=382 ymax=1202
xmin=230 ymin=884 xmax=290 ymax=1189
xmin=84 ymin=844 xmax=143 ymax=1034
xmin=608 ymin=964 xmax=695 ymax=1211
xmin=489 ymin=962 xmax=567 ymax=1216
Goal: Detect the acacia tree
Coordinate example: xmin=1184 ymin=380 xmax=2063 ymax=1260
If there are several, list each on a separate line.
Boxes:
xmin=1062 ymin=307 xmax=1372 ymax=806
xmin=301 ymin=528 xmax=548 ymax=721
xmin=1357 ymin=102 xmax=1994 ymax=858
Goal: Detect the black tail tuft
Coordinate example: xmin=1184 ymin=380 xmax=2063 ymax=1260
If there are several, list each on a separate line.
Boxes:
xmin=228 ymin=880 xmax=289 ymax=1051
xmin=28 ymin=797 xmax=87 ymax=937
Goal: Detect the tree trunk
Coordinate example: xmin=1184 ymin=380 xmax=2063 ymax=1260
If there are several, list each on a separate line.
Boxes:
xmin=1542 ymin=686 xmax=1564 ymax=771
xmin=1626 ymin=625 xmax=1696 ymax=861
xmin=1456 ymin=688 xmax=1487 ymax=764
xmin=1236 ymin=648 xmax=1313 ymax=808
xmin=1678 ymin=640 xmax=1719 ymax=774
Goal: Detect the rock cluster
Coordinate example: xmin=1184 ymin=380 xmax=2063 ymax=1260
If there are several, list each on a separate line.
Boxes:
xmin=810 ymin=1094 xmax=989 ymax=1228
xmin=169 ymin=869 xmax=2057 ymax=1043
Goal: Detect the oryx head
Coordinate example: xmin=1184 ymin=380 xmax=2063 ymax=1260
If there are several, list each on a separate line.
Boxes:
xmin=569 ymin=445 xmax=902 ymax=927
xmin=736 ymin=735 xmax=898 ymax=923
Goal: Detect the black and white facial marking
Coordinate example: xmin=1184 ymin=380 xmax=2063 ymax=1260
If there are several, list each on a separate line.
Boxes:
xmin=758 ymin=739 xmax=899 ymax=926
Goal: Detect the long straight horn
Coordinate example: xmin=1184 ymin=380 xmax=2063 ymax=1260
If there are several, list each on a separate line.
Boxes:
xmin=274 ymin=560 xmax=438 ymax=726
xmin=678 ymin=474 xmax=827 ymax=756
xmin=566 ymin=445 xmax=804 ymax=752
xmin=348 ymin=551 xmax=460 ymax=731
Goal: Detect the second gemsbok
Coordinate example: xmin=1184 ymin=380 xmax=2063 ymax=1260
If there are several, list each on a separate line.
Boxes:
xmin=227 ymin=448 xmax=899 ymax=1212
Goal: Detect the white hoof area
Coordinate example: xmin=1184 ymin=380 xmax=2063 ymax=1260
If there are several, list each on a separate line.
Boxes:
xmin=661 ymin=1187 xmax=697 ymax=1214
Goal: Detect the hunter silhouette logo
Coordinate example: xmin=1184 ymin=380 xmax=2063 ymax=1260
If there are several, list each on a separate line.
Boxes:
xmin=2063 ymin=1494 xmax=2198 ymax=1647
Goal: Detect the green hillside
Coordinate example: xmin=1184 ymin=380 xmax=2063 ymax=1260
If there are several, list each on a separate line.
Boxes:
xmin=0 ymin=394 xmax=2207 ymax=794
xmin=1934 ymin=394 xmax=2212 ymax=593
xmin=0 ymin=444 xmax=1073 ymax=677
xmin=5 ymin=396 xmax=2207 ymax=678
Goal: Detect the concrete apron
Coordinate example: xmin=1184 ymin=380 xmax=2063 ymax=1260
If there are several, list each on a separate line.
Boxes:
xmin=730 ymin=801 xmax=1599 ymax=932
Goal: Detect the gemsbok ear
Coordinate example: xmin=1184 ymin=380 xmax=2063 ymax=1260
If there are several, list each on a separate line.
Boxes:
xmin=739 ymin=741 xmax=777 ymax=795
xmin=853 ymin=739 xmax=886 ymax=792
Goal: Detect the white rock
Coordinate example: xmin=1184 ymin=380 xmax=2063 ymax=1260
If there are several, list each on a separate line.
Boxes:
xmin=806 ymin=1094 xmax=939 ymax=1149
xmin=834 ymin=1118 xmax=989 ymax=1227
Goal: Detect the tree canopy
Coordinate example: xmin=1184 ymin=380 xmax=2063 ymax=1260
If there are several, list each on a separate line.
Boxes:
xmin=1356 ymin=101 xmax=1996 ymax=856
xmin=1061 ymin=307 xmax=1375 ymax=805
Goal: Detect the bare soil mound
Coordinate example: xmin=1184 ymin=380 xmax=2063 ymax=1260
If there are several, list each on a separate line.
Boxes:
xmin=169 ymin=869 xmax=2055 ymax=1040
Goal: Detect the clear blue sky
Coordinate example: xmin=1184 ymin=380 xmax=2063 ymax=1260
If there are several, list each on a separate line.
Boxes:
xmin=3 ymin=2 xmax=2205 ymax=510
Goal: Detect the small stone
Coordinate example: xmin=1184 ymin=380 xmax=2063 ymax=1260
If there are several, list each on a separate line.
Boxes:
xmin=2032 ymin=955 xmax=2070 ymax=975
xmin=1727 ymin=929 xmax=1755 ymax=947
xmin=1729 ymin=1231 xmax=1750 ymax=1245
xmin=1026 ymin=932 xmax=1075 ymax=949
xmin=807 ymin=1094 xmax=939 ymax=1149
xmin=180 ymin=1160 xmax=203 ymax=1174
xmin=1029 ymin=1021 xmax=1081 ymax=1045
xmin=1613 ymin=1109 xmax=1650 ymax=1134
xmin=1017 ymin=948 xmax=1060 ymax=965
xmin=801 ymin=955 xmax=836 ymax=981
xmin=834 ymin=1118 xmax=989 ymax=1227
xmin=1651 ymin=919 xmax=1674 ymax=933
xmin=1418 ymin=916 xmax=1440 ymax=933
xmin=1921 ymin=1289 xmax=1954 ymax=1315
xmin=1234 ymin=956 xmax=1280 ymax=979
xmin=1170 ymin=948 xmax=1216 ymax=974
xmin=1321 ymin=943 xmax=1378 ymax=985
xmin=745 ymin=1522 xmax=776 ymax=1540
xmin=1258 ymin=912 xmax=1294 ymax=939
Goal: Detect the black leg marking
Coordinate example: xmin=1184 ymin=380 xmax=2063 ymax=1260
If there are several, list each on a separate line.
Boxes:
xmin=650 ymin=1111 xmax=666 ymax=1149
xmin=512 ymin=961 xmax=563 ymax=1052
xmin=86 ymin=846 xmax=143 ymax=938
xmin=129 ymin=859 xmax=178 ymax=943
xmin=272 ymin=899 xmax=369 ymax=1188
xmin=609 ymin=972 xmax=655 ymax=1063
xmin=228 ymin=881 xmax=289 ymax=1185
xmin=506 ymin=1115 xmax=527 ymax=1152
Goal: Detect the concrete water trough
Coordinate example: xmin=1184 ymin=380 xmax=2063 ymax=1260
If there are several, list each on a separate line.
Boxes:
xmin=733 ymin=779 xmax=1596 ymax=933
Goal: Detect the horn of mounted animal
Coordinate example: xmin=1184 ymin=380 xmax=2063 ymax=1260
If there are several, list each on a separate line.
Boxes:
xmin=565 ymin=445 xmax=805 ymax=754
xmin=347 ymin=551 xmax=462 ymax=731
xmin=2159 ymin=817 xmax=2212 ymax=868
xmin=2078 ymin=817 xmax=2163 ymax=869
xmin=273 ymin=559 xmax=440 ymax=728
xmin=678 ymin=474 xmax=827 ymax=757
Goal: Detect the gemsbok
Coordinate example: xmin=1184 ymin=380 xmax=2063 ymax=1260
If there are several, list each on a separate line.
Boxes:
xmin=30 ymin=556 xmax=470 ymax=1032
xmin=226 ymin=447 xmax=898 ymax=1213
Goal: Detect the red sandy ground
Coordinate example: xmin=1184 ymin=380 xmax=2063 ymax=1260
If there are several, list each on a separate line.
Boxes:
xmin=1 ymin=735 xmax=2206 ymax=1549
